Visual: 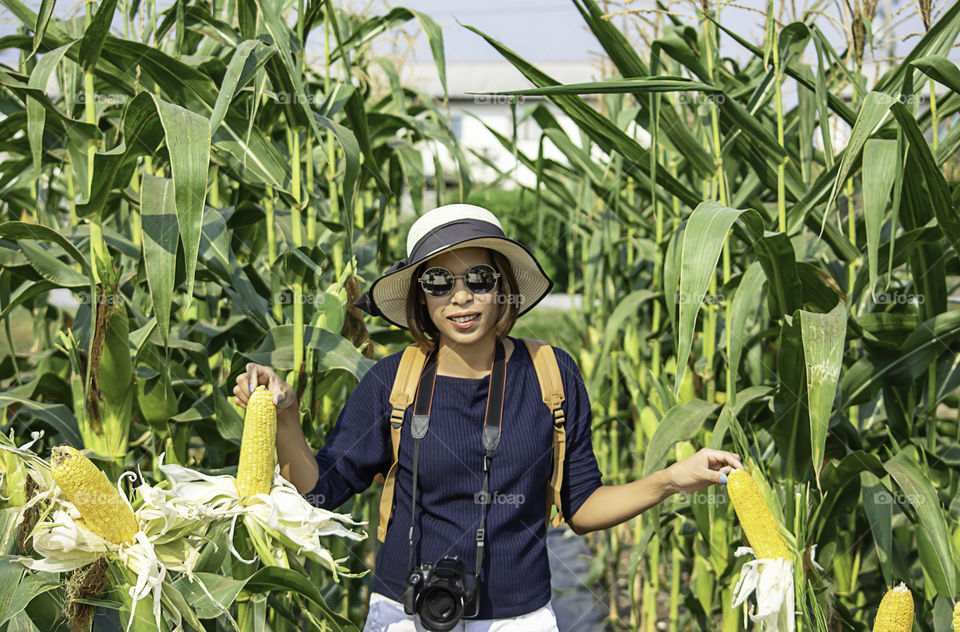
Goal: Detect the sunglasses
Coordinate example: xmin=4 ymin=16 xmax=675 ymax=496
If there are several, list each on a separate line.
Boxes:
xmin=417 ymin=264 xmax=501 ymax=297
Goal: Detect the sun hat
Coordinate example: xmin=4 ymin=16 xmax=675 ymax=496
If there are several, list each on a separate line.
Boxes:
xmin=353 ymin=204 xmax=553 ymax=329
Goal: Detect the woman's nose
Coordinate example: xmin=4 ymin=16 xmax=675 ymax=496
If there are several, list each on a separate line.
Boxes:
xmin=450 ymin=278 xmax=473 ymax=303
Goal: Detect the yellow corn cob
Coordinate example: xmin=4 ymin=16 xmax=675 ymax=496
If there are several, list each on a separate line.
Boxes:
xmin=236 ymin=385 xmax=277 ymax=503
xmin=872 ymin=583 xmax=913 ymax=632
xmin=726 ymin=469 xmax=791 ymax=560
xmin=50 ymin=446 xmax=138 ymax=545
xmin=952 ymin=600 xmax=959 ymax=632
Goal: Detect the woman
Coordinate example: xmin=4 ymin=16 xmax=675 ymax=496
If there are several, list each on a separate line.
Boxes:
xmin=233 ymin=204 xmax=742 ymax=631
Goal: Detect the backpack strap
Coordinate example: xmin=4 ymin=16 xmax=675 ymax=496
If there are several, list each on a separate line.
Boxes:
xmin=521 ymin=338 xmax=567 ymax=530
xmin=377 ymin=344 xmax=429 ymax=543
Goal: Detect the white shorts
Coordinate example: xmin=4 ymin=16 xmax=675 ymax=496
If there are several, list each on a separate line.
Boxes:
xmin=362 ymin=592 xmax=560 ymax=632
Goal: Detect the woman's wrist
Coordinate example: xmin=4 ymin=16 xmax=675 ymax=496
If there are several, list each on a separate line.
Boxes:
xmin=276 ymin=403 xmax=305 ymax=445
xmin=277 ymin=400 xmax=300 ymax=426
xmin=656 ymin=467 xmax=678 ymax=499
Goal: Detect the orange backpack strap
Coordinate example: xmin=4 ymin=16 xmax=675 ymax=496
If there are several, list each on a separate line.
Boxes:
xmin=521 ymin=338 xmax=567 ymax=530
xmin=377 ymin=344 xmax=429 ymax=543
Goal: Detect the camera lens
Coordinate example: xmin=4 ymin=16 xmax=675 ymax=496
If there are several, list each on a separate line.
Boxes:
xmin=419 ymin=586 xmax=462 ymax=631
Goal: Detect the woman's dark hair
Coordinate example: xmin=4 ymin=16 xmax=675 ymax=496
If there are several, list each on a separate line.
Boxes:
xmin=405 ymin=249 xmax=520 ymax=352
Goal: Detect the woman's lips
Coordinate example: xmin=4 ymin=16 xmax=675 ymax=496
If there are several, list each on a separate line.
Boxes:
xmin=448 ymin=313 xmax=480 ymax=329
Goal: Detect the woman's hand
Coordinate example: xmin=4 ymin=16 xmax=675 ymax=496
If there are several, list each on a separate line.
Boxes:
xmin=664 ymin=448 xmax=743 ymax=495
xmin=234 ymin=364 xmax=318 ymax=493
xmin=233 ymin=362 xmax=297 ymax=412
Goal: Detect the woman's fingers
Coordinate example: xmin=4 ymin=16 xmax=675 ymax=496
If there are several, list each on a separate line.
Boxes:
xmin=268 ymin=373 xmax=286 ymax=407
xmin=246 ymin=362 xmax=262 ymax=393
xmin=234 ymin=363 xmax=295 ymax=410
xmin=237 ymin=363 xmax=274 ymax=408
xmin=232 ymin=383 xmax=248 ymax=409
xmin=702 ymin=448 xmax=743 ymax=471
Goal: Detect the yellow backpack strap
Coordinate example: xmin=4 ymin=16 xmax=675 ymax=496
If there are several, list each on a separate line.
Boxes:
xmin=377 ymin=344 xmax=429 ymax=542
xmin=521 ymin=338 xmax=567 ymax=530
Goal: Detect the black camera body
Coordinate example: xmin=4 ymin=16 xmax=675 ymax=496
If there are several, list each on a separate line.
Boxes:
xmin=402 ymin=556 xmax=479 ymax=631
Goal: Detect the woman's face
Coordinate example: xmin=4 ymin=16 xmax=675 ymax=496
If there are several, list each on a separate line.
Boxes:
xmin=420 ymin=247 xmax=502 ymax=348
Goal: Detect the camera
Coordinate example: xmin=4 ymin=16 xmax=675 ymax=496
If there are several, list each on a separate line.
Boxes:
xmin=403 ymin=556 xmax=479 ymax=631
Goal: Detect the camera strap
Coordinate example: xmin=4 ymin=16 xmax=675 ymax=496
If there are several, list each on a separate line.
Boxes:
xmin=406 ymin=340 xmax=507 ymax=580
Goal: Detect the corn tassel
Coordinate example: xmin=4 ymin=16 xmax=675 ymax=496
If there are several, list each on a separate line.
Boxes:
xmin=872 ymin=583 xmax=913 ymax=632
xmin=236 ymin=386 xmax=277 ymax=503
xmin=50 ymin=446 xmax=138 ymax=545
xmin=726 ymin=469 xmax=791 ymax=560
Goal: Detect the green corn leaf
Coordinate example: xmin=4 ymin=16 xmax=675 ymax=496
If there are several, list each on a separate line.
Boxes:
xmin=889 ymin=101 xmax=960 ymax=260
xmin=78 ymin=0 xmax=117 ymax=71
xmin=26 ymin=42 xmax=74 ymax=184
xmin=17 ymin=239 xmax=88 ymax=288
xmin=209 ymin=39 xmax=276 ymax=135
xmin=799 ymin=301 xmax=846 ymax=488
xmin=862 ymin=139 xmax=898 ymax=293
xmin=860 ymin=472 xmax=893 ymax=588
xmin=674 ymin=201 xmax=763 ymax=393
xmin=643 ymin=398 xmax=717 ymax=478
xmin=151 ymin=95 xmax=210 ymax=315
xmin=728 ymin=262 xmax=766 ymax=404
xmin=140 ymin=175 xmax=178 ymax=346
xmin=244 ymin=566 xmax=358 ymax=632
xmin=885 ymin=451 xmax=956 ymax=596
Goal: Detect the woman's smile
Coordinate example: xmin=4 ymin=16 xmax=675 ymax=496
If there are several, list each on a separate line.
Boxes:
xmin=447 ymin=311 xmax=481 ymax=328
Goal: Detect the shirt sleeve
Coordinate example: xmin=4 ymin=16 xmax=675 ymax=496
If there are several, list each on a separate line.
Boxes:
xmin=304 ymin=355 xmax=398 ymax=510
xmin=553 ymin=347 xmax=604 ymax=520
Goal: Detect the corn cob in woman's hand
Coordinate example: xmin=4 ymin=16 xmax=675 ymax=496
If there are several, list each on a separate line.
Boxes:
xmin=726 ymin=469 xmax=791 ymax=560
xmin=236 ymin=385 xmax=278 ymax=503
xmin=50 ymin=446 xmax=139 ymax=545
xmin=872 ymin=583 xmax=913 ymax=632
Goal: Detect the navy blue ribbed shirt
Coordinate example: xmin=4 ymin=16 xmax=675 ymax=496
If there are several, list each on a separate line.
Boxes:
xmin=305 ymin=336 xmax=604 ymax=619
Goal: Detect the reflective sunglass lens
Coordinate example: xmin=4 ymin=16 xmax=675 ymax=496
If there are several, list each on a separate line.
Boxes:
xmin=465 ymin=265 xmax=497 ymax=293
xmin=420 ymin=268 xmax=453 ymax=296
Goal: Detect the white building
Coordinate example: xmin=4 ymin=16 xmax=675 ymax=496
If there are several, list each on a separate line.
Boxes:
xmin=397 ymin=61 xmax=641 ymax=188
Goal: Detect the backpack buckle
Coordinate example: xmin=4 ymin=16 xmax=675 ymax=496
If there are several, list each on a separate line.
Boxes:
xmin=552 ymin=407 xmax=565 ymax=429
xmin=390 ymin=408 xmax=404 ymax=430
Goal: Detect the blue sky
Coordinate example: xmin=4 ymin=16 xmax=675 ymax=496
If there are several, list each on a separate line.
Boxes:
xmin=381 ymin=1 xmax=605 ymax=63
xmin=374 ymin=0 xmax=950 ymax=67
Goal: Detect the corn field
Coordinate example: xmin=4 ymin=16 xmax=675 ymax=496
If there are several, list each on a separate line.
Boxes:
xmin=0 ymin=0 xmax=959 ymax=629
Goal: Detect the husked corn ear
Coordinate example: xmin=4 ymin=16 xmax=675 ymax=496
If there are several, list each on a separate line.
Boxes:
xmin=952 ymin=600 xmax=960 ymax=632
xmin=726 ymin=469 xmax=791 ymax=560
xmin=873 ymin=583 xmax=913 ymax=632
xmin=236 ymin=385 xmax=277 ymax=503
xmin=50 ymin=446 xmax=138 ymax=545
